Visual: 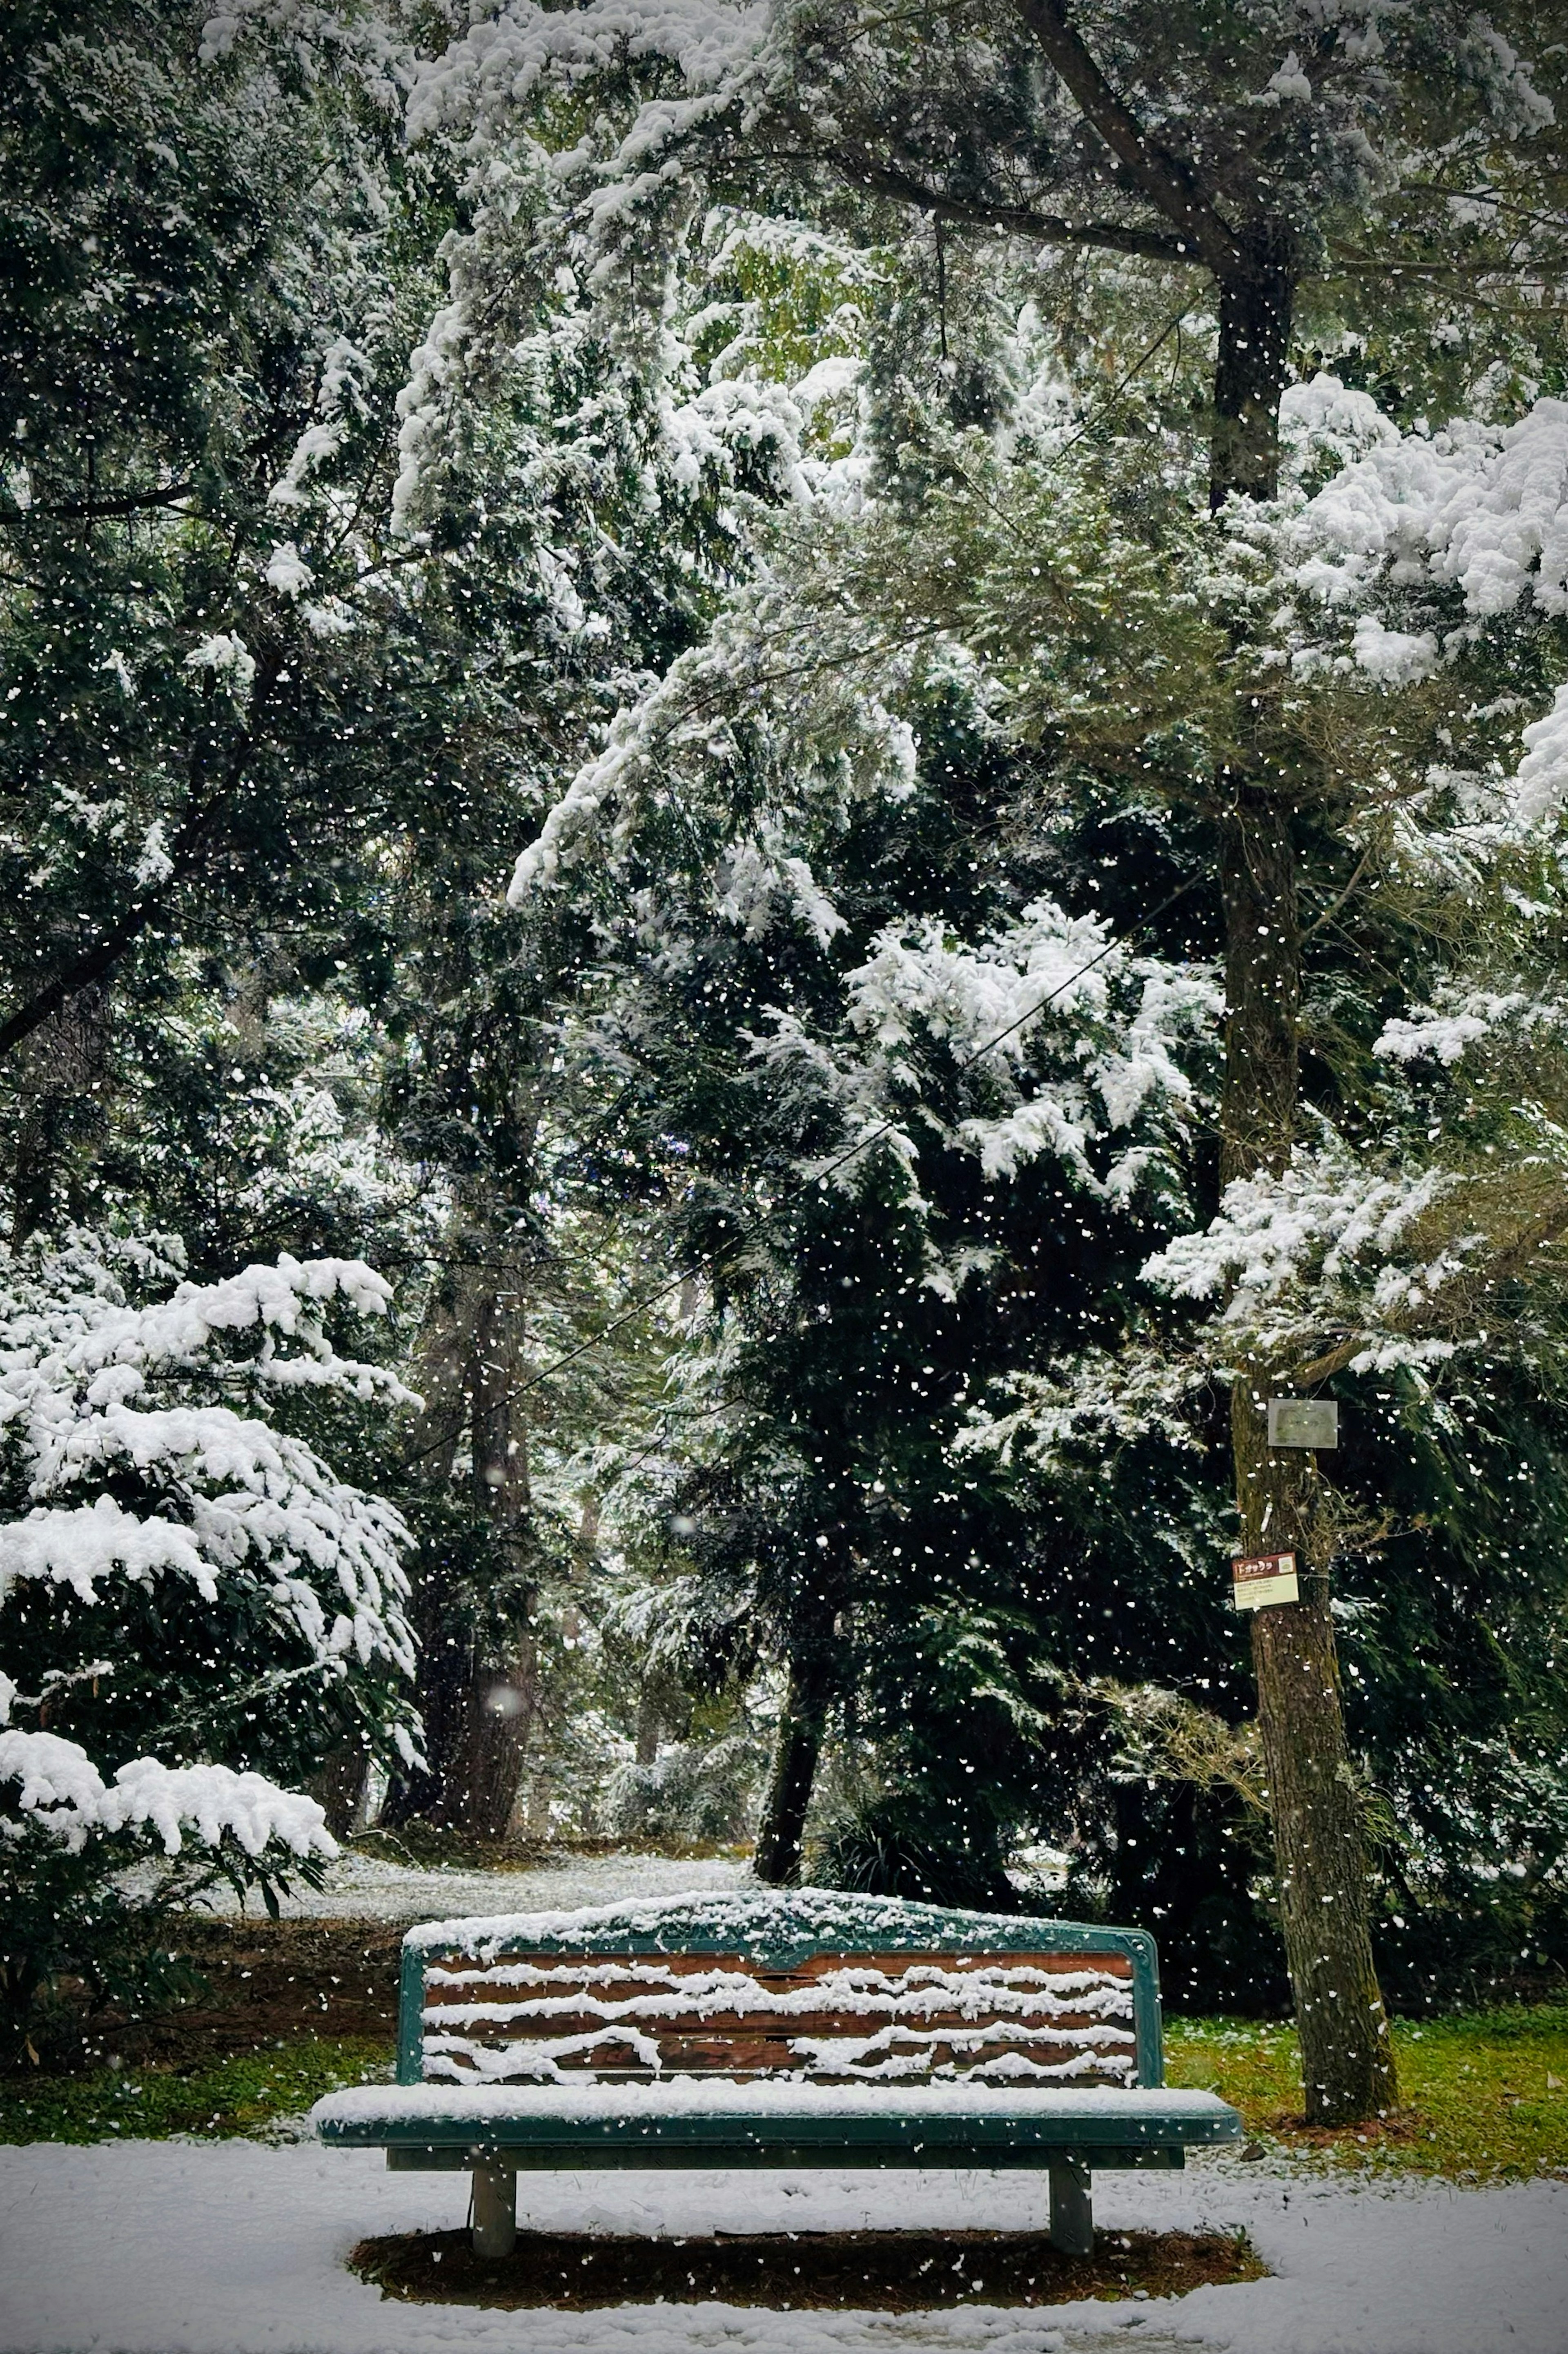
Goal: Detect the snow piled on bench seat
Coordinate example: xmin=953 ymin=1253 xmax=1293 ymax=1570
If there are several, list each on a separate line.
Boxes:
xmin=312 ymin=2081 xmax=1234 ymax=2127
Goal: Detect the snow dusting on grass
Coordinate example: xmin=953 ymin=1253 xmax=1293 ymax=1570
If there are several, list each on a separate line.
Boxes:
xmin=0 ymin=2035 xmax=390 ymax=2148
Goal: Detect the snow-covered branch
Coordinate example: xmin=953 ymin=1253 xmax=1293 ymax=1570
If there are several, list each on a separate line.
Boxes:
xmin=750 ymin=896 xmax=1219 ymax=1213
xmin=1143 ymin=1130 xmax=1568 ymax=1381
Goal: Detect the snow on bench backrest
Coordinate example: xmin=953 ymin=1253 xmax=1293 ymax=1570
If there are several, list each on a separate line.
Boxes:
xmin=400 ymin=1893 xmax=1159 ymax=2091
xmin=415 ymin=1943 xmax=1138 ymax=2089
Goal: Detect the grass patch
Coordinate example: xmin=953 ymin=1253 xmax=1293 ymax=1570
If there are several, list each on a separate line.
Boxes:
xmin=0 ymin=2034 xmax=391 ymax=2146
xmin=1167 ymin=2006 xmax=1568 ymax=2182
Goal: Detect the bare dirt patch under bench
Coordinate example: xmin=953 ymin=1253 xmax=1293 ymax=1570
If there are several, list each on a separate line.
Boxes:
xmin=350 ymin=2224 xmax=1266 ymax=2312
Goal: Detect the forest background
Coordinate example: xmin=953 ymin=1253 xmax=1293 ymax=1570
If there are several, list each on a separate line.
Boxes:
xmin=3 ymin=0 xmax=1567 ymax=2120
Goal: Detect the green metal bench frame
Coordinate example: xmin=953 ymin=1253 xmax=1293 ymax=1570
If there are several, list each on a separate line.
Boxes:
xmin=313 ymin=1893 xmax=1241 ymax=2260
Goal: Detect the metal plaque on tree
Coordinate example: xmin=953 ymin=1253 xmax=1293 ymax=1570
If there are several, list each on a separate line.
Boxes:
xmin=1267 ymin=1398 xmax=1338 ymax=1449
xmin=1232 ymin=1549 xmax=1300 ymax=1611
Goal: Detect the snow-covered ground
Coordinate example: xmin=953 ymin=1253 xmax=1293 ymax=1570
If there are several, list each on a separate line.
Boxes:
xmin=1 ymin=2141 xmax=1561 ymax=2354
xmin=199 ymin=1848 xmax=751 ymax=1923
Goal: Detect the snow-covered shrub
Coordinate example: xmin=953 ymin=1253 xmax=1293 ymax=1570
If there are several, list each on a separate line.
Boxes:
xmin=604 ymin=1730 xmax=764 ymax=1845
xmin=0 ymin=1230 xmax=421 ymax=2046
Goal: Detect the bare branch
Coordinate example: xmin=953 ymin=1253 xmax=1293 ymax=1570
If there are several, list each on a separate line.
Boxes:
xmin=1013 ymin=0 xmax=1246 ymax=277
xmin=9 ymin=483 xmax=197 ymax=523
xmin=838 ymin=147 xmax=1189 ymax=261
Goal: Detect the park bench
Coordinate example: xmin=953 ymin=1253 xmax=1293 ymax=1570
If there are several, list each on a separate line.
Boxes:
xmin=311 ymin=1889 xmax=1241 ymax=2260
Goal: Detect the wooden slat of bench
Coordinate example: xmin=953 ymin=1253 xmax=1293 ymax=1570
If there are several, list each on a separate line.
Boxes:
xmin=424 ymin=2045 xmax=1135 ymax=2082
xmin=421 ymin=2004 xmax=1127 ymax=2037
xmin=417 ymin=1948 xmax=1138 ymax=2084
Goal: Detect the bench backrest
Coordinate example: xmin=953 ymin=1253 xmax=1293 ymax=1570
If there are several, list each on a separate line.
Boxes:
xmin=399 ymin=1894 xmax=1164 ymax=2091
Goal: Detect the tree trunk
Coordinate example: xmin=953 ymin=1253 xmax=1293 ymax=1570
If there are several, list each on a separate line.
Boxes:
xmin=443 ymin=1283 xmax=537 ymax=1839
xmin=1210 ymin=233 xmax=1295 ymax=508
xmin=1219 ymin=782 xmax=1396 ymax=2123
xmin=10 ymin=985 xmax=109 ymax=1241
xmin=382 ymin=1224 xmax=539 ymax=1841
xmin=754 ymin=1661 xmax=830 ymax=1884
xmin=438 ymin=1652 xmax=536 ymax=1841
xmin=311 ymin=1741 xmax=370 ymax=1840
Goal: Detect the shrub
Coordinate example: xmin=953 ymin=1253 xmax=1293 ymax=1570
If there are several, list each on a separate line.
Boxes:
xmin=0 ymin=1230 xmax=419 ymax=2049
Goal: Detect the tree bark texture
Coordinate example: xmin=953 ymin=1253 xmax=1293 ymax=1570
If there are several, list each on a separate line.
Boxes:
xmin=383 ymin=1228 xmax=539 ymax=1841
xmin=10 ymin=985 xmax=110 ymax=1241
xmin=311 ymin=1741 xmax=370 ymax=1840
xmin=753 ymin=1659 xmax=831 ymax=1885
xmin=1221 ymin=786 xmax=1396 ymax=2123
xmin=1210 ymin=237 xmax=1295 ymax=508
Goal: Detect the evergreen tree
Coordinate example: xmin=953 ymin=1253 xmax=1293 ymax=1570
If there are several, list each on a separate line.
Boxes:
xmin=0 ymin=1229 xmax=416 ymax=2048
xmin=420 ymin=0 xmax=1566 ymax=2119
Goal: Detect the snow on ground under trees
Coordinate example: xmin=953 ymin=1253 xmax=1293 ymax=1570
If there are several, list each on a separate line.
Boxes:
xmin=186 ymin=1847 xmax=752 ymax=1922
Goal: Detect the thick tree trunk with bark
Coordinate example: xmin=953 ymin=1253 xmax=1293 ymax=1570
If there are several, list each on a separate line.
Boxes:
xmin=10 ymin=985 xmax=109 ymax=1241
xmin=1210 ymin=234 xmax=1296 ymax=509
xmin=444 ymin=1284 xmax=537 ymax=1837
xmin=383 ymin=1215 xmax=539 ymax=1841
xmin=753 ymin=1657 xmax=831 ymax=1885
xmin=311 ymin=1741 xmax=370 ymax=1839
xmin=635 ymin=1688 xmax=662 ymax=1768
xmin=1219 ymin=782 xmax=1396 ymax=2123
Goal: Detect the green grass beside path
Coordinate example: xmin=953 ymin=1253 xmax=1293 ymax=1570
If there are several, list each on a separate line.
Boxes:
xmin=0 ymin=2035 xmax=390 ymax=2145
xmin=1166 ymin=2007 xmax=1568 ymax=2182
xmin=3 ymin=2010 xmax=1565 ymax=2183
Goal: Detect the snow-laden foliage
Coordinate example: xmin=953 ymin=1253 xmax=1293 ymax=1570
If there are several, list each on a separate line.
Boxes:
xmin=0 ymin=1230 xmax=420 ymax=1826
xmin=1229 ymin=381 xmax=1568 ymax=859
xmin=403 ymin=0 xmax=1552 ymax=299
xmin=955 ymin=1342 xmax=1210 ymax=1470
xmin=753 ymin=896 xmax=1218 ymax=1218
xmin=1278 ymin=391 xmax=1568 ymax=629
xmin=1143 ymin=1146 xmax=1473 ymax=1377
xmin=1375 ymin=984 xmax=1568 ymax=1069
xmin=508 ymin=579 xmax=916 ymax=919
xmin=0 ymin=1227 xmax=421 ymax=2040
xmin=0 ymin=1702 xmax=332 ymax=1864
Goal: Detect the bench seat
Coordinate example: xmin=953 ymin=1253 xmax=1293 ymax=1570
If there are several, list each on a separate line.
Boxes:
xmin=310 ymin=1890 xmax=1242 ymax=2260
xmin=315 ymin=2078 xmax=1238 ymax=2164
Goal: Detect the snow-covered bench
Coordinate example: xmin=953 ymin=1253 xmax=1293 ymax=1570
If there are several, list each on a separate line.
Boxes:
xmin=311 ymin=1890 xmax=1240 ymax=2258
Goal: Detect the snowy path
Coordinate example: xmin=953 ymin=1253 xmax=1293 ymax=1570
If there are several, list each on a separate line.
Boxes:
xmin=199 ymin=1849 xmax=751 ymax=1924
xmin=1 ymin=2141 xmax=1561 ymax=2354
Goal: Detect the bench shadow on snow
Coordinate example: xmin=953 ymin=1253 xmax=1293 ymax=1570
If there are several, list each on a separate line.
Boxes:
xmin=349 ymin=2223 xmax=1266 ymax=2312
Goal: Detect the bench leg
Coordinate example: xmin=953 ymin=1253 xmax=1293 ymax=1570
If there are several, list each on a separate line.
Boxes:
xmin=1048 ymin=2158 xmax=1092 ymax=2256
xmin=472 ymin=2162 xmax=516 ymax=2258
